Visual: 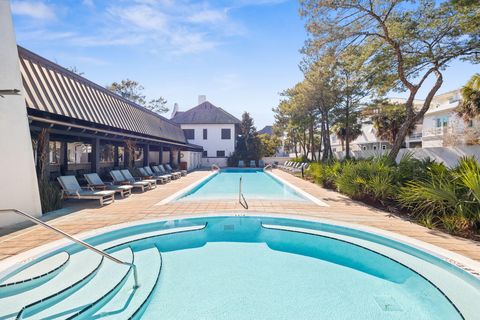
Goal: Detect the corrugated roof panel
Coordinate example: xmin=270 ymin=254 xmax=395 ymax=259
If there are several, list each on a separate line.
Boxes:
xmin=18 ymin=46 xmax=187 ymax=143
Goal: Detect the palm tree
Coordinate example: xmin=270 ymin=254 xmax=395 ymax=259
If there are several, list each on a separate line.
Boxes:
xmin=456 ymin=74 xmax=480 ymax=121
xmin=332 ymin=122 xmax=362 ymax=152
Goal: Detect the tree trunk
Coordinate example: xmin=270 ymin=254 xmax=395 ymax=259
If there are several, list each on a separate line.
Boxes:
xmin=309 ymin=120 xmax=315 ymax=161
xmin=345 ymin=96 xmax=351 ymax=159
xmin=389 ymin=73 xmax=443 ymax=160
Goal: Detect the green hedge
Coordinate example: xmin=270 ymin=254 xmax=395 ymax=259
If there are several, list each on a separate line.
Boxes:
xmin=305 ymin=155 xmax=480 ymax=236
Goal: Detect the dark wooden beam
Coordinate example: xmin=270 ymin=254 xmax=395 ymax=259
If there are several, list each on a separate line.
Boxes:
xmin=91 ymin=138 xmax=100 ymax=173
xmin=143 ymin=144 xmax=150 ymax=167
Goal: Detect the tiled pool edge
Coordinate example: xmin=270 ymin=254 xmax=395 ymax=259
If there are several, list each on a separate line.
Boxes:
xmin=1 ymin=212 xmax=478 ymax=278
xmin=265 ymin=170 xmax=328 ymax=206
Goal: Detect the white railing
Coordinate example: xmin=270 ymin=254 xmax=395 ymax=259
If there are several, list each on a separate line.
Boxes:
xmin=238 ymin=177 xmax=248 ymax=209
xmin=211 ymin=164 xmax=220 ymax=171
xmin=263 ymin=164 xmax=272 ymax=171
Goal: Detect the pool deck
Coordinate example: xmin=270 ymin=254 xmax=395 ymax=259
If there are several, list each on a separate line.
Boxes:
xmin=0 ymin=169 xmax=479 ymax=262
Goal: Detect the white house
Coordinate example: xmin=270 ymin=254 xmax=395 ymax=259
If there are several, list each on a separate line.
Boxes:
xmin=171 ymin=96 xmax=240 ymax=167
xmin=330 ymin=89 xmax=478 ymax=153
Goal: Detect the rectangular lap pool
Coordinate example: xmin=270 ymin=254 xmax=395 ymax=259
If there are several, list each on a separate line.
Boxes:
xmin=175 ymin=168 xmax=312 ymax=202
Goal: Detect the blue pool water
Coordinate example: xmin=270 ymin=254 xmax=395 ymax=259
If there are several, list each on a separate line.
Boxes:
xmin=176 ymin=168 xmax=309 ymax=201
xmin=1 ymin=216 xmax=478 ymax=319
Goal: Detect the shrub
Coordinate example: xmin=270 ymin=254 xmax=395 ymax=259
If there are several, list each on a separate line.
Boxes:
xmin=306 ymin=161 xmax=341 ymax=188
xmin=38 ymin=178 xmax=63 ymax=213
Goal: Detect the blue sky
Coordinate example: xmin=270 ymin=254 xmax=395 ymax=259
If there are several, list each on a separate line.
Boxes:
xmin=11 ymin=0 xmax=479 ymax=128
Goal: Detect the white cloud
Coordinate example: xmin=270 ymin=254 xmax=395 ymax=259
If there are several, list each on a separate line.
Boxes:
xmin=107 ymin=5 xmax=168 ymax=31
xmin=187 ymin=9 xmax=228 ymax=24
xmin=82 ymin=0 xmax=94 ymax=8
xmin=11 ymin=0 xmax=56 ymax=20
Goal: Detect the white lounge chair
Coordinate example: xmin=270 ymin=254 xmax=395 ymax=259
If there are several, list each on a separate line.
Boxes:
xmin=120 ymin=169 xmax=157 ymax=189
xmin=84 ymin=173 xmax=133 ymax=198
xmin=238 ymin=160 xmax=245 ymax=168
xmin=57 ymin=175 xmax=115 ymax=206
xmin=259 ymin=159 xmax=265 ymax=167
xmin=138 ymin=167 xmax=167 ymax=184
xmin=165 ymin=164 xmax=187 ymax=176
xmin=152 ymin=166 xmax=172 ymax=181
xmin=110 ymin=170 xmax=151 ymax=192
xmin=158 ymin=165 xmax=181 ymax=179
xmin=249 ymin=160 xmax=256 ymax=168
xmin=144 ymin=166 xmax=171 ymax=183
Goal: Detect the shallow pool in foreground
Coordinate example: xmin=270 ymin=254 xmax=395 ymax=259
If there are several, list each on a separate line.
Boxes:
xmin=0 ymin=215 xmax=478 ymax=319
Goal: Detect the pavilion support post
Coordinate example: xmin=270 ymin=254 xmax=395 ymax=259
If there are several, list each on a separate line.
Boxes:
xmin=158 ymin=143 xmax=164 ymax=165
xmin=60 ymin=141 xmax=68 ymax=174
xmin=177 ymin=149 xmax=181 ymax=166
xmin=143 ymin=144 xmax=150 ymax=167
xmin=114 ymin=145 xmax=119 ymax=168
xmin=169 ymin=146 xmax=174 ymax=165
xmin=91 ymin=138 xmax=100 ymax=173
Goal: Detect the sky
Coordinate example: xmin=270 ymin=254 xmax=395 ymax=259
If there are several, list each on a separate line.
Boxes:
xmin=10 ymin=0 xmax=480 ymax=129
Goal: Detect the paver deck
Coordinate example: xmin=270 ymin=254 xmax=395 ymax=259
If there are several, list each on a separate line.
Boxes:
xmin=0 ymin=169 xmax=479 ymax=262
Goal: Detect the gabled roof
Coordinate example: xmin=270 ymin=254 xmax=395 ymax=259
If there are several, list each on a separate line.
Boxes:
xmin=171 ymin=101 xmax=240 ymax=124
xmin=258 ymin=125 xmax=273 ymax=135
xmin=18 ymin=46 xmax=187 ymax=143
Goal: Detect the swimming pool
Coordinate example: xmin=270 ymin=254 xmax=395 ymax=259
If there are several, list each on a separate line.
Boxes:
xmin=174 ymin=168 xmax=312 ymax=202
xmin=0 ymin=215 xmax=478 ymax=319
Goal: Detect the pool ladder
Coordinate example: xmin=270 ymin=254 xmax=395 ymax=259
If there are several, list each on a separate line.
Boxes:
xmin=211 ymin=164 xmax=220 ymax=171
xmin=239 ymin=177 xmax=248 ymax=209
xmin=0 ymin=209 xmax=139 ymax=289
xmin=263 ymin=164 xmax=272 ymax=171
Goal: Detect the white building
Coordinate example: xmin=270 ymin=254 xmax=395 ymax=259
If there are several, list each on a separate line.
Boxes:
xmin=171 ymin=96 xmax=240 ymax=167
xmin=330 ymin=89 xmax=478 ymax=153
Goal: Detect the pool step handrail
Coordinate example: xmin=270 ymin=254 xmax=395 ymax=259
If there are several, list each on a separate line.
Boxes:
xmin=263 ymin=164 xmax=272 ymax=171
xmin=0 ymin=209 xmax=139 ymax=289
xmin=238 ymin=177 xmax=248 ymax=209
xmin=211 ymin=164 xmax=220 ymax=171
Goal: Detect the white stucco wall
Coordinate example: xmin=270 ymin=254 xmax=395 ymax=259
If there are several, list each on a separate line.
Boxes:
xmin=180 ymin=124 xmax=236 ymax=158
xmin=180 ymin=151 xmax=203 ymax=170
xmin=0 ymin=2 xmax=42 ymax=226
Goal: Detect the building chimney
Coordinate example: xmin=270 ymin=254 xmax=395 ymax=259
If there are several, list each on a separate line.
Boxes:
xmin=171 ymin=103 xmax=179 ymax=118
xmin=198 ymin=95 xmax=206 ymax=104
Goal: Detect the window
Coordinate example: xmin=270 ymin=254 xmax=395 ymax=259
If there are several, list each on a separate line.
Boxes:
xmin=100 ymin=144 xmax=114 ymax=163
xmin=435 ymin=116 xmax=449 ymax=128
xmin=373 ymin=145 xmax=377 ymax=150
xmin=202 ymin=150 xmax=208 ymax=158
xmin=221 ymin=128 xmax=231 ymax=140
xmin=382 ymin=145 xmax=386 ymax=150
xmin=183 ymin=129 xmax=195 ymax=140
xmin=362 ymin=146 xmax=367 ymax=151
xmin=331 ymin=135 xmax=337 ymax=143
xmin=216 ymin=150 xmax=225 ymax=157
xmin=468 ymin=120 xmax=474 ymax=128
xmin=49 ymin=141 xmax=61 ymax=164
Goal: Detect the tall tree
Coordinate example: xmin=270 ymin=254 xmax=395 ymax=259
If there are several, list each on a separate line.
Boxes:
xmin=456 ymin=73 xmax=480 ymax=121
xmin=301 ymin=0 xmax=480 ymax=159
xmin=107 ymin=79 xmax=169 ymax=114
xmin=259 ymin=133 xmax=282 ymax=157
xmin=236 ymin=112 xmax=263 ymax=161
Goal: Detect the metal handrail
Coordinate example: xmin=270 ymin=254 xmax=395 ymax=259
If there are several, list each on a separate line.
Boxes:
xmin=0 ymin=209 xmax=139 ymax=289
xmin=263 ymin=164 xmax=272 ymax=171
xmin=238 ymin=177 xmax=248 ymax=209
xmin=211 ymin=164 xmax=220 ymax=171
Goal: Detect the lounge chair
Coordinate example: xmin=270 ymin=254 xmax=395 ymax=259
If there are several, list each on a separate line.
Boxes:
xmin=144 ymin=166 xmax=171 ymax=183
xmin=259 ymin=160 xmax=265 ymax=167
xmin=138 ymin=167 xmax=167 ymax=184
xmin=57 ymin=175 xmax=115 ymax=206
xmin=152 ymin=166 xmax=173 ymax=181
xmin=158 ymin=164 xmax=181 ymax=179
xmin=249 ymin=160 xmax=256 ymax=168
xmin=238 ymin=160 xmax=245 ymax=168
xmin=84 ymin=173 xmax=133 ymax=198
xmin=165 ymin=164 xmax=187 ymax=176
xmin=120 ymin=169 xmax=157 ymax=189
xmin=110 ymin=170 xmax=151 ymax=192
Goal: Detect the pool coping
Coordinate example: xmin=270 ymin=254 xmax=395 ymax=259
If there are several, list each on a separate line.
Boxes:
xmin=154 ymin=168 xmax=329 ymax=207
xmin=0 ymin=212 xmax=479 ymax=278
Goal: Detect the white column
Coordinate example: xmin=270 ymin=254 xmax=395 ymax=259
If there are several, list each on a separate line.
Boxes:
xmin=0 ymin=1 xmax=42 ymax=226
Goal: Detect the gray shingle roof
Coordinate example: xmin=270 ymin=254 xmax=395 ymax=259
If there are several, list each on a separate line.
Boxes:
xmin=18 ymin=46 xmax=187 ymax=143
xmin=171 ymin=101 xmax=240 ymax=124
xmin=258 ymin=125 xmax=273 ymax=135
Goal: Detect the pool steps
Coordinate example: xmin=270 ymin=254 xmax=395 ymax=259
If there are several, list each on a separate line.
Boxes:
xmin=0 ymin=252 xmax=70 ymax=297
xmin=0 ymin=224 xmax=206 ymax=319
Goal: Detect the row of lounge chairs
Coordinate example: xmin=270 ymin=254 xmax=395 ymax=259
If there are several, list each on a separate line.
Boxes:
xmin=238 ymin=160 xmax=266 ymax=168
xmin=57 ymin=164 xmax=187 ymax=206
xmin=278 ymin=161 xmax=309 ymax=173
